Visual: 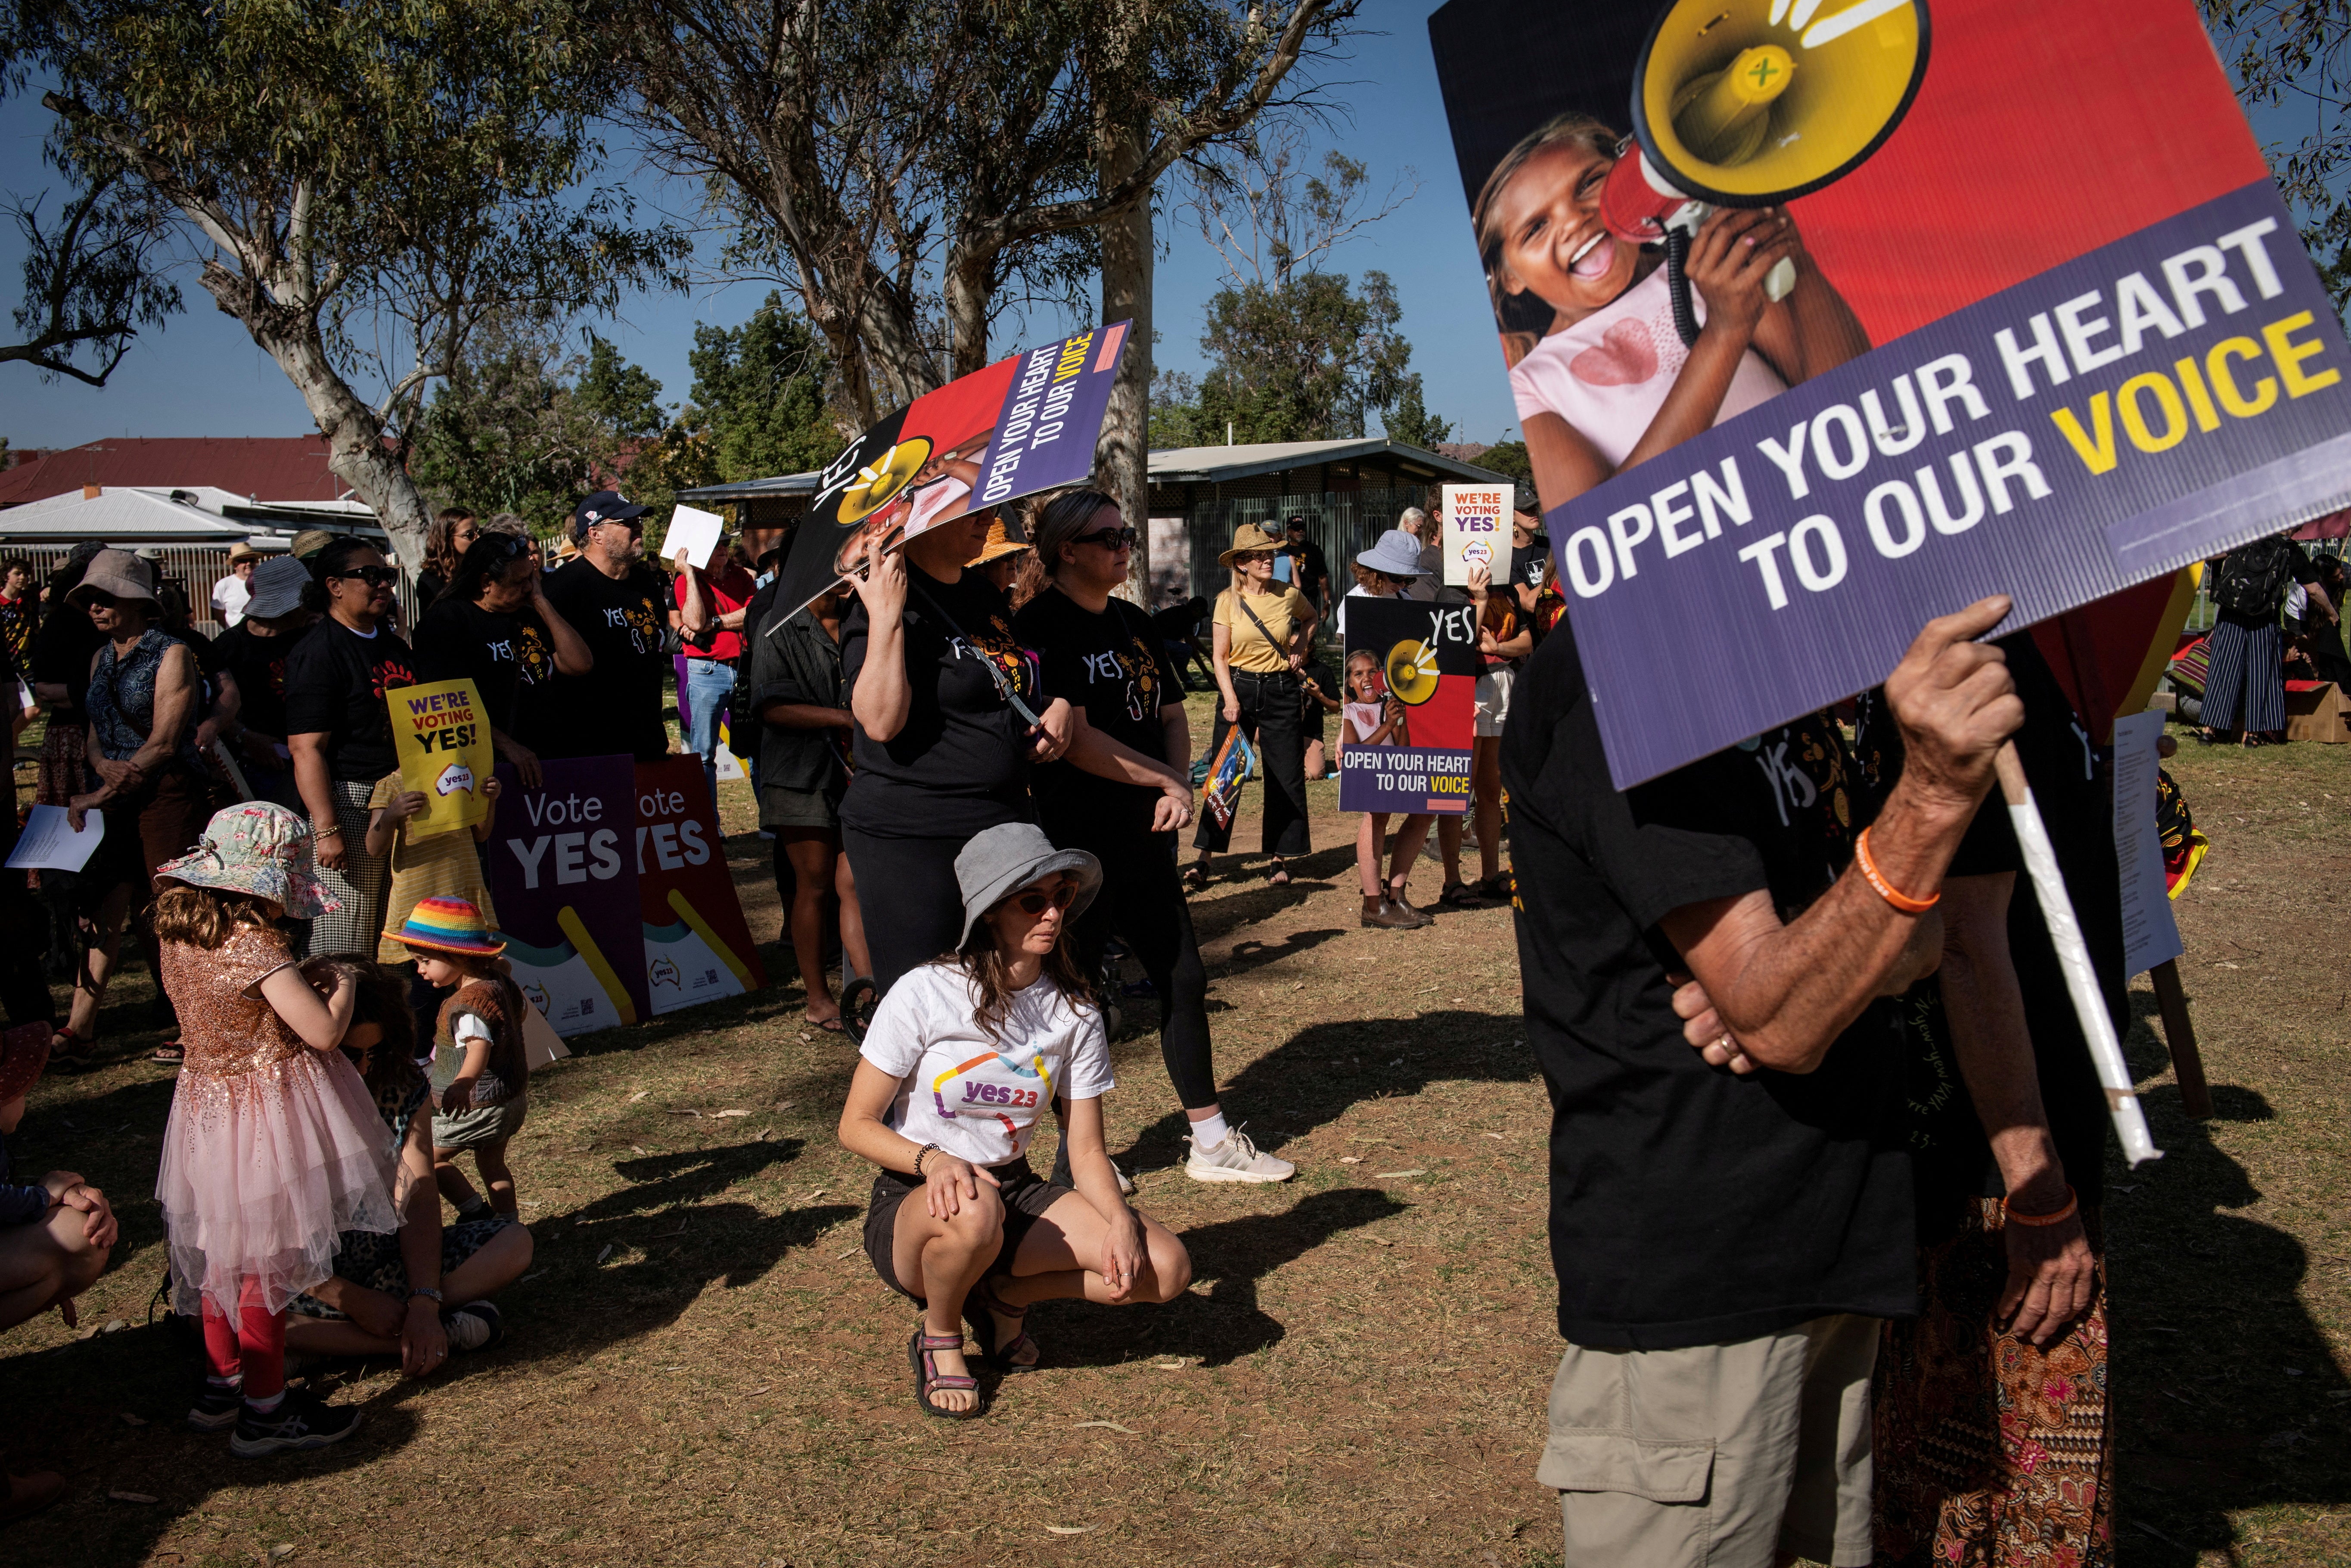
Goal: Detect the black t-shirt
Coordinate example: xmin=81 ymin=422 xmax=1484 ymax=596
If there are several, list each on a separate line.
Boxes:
xmin=538 ymin=557 xmax=671 ymax=761
xmin=1852 ymin=634 xmax=2119 ymax=1222
xmin=1281 ymin=539 xmax=1330 ymax=596
xmin=841 ymin=568 xmax=1039 ymax=839
xmin=1014 ymin=587 xmax=1184 ymax=836
xmin=282 ymin=618 xmax=419 ymax=784
xmin=414 ymin=595 xmax=559 ymax=751
xmin=1500 ymin=623 xmax=1913 ymax=1350
xmin=212 ymin=620 xmax=314 ymax=742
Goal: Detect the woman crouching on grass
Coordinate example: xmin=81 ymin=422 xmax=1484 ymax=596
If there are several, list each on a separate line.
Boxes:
xmin=838 ymin=823 xmax=1192 ymax=1419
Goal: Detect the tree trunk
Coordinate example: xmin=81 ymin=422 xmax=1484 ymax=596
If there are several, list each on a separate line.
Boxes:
xmin=1091 ymin=3 xmax=1156 ymax=609
xmin=945 ymin=246 xmax=992 ymax=382
xmin=200 ymin=260 xmax=432 ymax=573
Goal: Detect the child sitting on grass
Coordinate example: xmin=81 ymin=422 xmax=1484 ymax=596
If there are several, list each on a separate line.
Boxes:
xmin=389 ymin=897 xmax=530 ymax=1220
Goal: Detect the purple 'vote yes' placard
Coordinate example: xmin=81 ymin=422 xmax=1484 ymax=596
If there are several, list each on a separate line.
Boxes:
xmin=1554 ymin=182 xmax=2351 ymax=788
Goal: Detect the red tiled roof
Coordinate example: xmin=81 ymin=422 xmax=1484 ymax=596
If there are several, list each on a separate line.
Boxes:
xmin=0 ymin=436 xmax=353 ymax=508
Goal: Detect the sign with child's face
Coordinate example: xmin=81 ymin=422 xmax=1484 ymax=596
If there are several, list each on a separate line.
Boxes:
xmin=386 ymin=679 xmax=495 ymax=841
xmin=1431 ymin=0 xmax=2351 ymax=787
xmin=1336 ymin=596 xmax=1481 ymax=815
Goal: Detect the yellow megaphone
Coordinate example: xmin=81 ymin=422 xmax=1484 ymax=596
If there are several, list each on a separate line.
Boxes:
xmin=1385 ymin=640 xmax=1441 ymax=706
xmin=839 ymin=436 xmax=933 ymax=526
xmin=1599 ymin=0 xmax=1929 ymax=343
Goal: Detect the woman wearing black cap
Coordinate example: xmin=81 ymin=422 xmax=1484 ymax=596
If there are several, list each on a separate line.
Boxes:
xmin=839 ymin=510 xmax=1071 ymax=996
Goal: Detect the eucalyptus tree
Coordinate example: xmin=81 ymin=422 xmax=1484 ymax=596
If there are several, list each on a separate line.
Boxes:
xmin=25 ymin=0 xmax=684 ymax=566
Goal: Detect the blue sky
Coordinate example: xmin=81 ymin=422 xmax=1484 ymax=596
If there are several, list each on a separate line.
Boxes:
xmin=0 ymin=2 xmax=2323 ymax=458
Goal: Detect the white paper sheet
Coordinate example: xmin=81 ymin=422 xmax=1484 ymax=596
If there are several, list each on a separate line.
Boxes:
xmin=660 ymin=505 xmax=725 ymax=571
xmin=2112 ymin=710 xmax=2186 ymax=978
xmin=6 ymin=805 xmax=104 ymax=872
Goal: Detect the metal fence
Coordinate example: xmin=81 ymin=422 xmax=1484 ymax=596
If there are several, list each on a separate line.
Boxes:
xmin=1178 ymin=486 xmax=1432 ymax=604
xmin=6 ymin=542 xmax=425 ymax=637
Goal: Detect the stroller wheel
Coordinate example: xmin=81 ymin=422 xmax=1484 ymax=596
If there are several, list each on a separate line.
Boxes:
xmin=839 ymin=976 xmax=880 ymax=1044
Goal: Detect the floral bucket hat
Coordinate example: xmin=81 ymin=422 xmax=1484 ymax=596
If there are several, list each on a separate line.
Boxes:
xmin=154 ymin=802 xmax=341 ymax=919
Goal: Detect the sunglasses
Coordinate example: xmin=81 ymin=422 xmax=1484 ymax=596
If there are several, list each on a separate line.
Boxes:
xmin=332 ymin=565 xmax=399 ymax=587
xmin=596 ymin=517 xmax=644 ymax=536
xmin=1006 ymin=882 xmax=1080 ymax=917
xmin=1075 ymin=527 xmax=1138 ymax=550
xmin=1235 ymin=550 xmax=1275 ymax=564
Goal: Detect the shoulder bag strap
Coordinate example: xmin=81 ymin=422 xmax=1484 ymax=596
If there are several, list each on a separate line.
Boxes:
xmin=1229 ymin=591 xmax=1291 ymax=669
xmin=902 ymin=574 xmax=1044 ymax=727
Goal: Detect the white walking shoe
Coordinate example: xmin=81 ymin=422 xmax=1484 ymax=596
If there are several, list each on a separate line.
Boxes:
xmin=1184 ymin=1127 xmax=1295 ymax=1184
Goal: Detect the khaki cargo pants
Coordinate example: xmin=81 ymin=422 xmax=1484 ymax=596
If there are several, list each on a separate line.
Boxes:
xmin=1539 ymin=1313 xmax=1880 ymax=1568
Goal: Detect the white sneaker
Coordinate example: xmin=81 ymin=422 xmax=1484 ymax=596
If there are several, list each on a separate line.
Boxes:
xmin=1184 ymin=1127 xmax=1295 ymax=1184
xmin=1114 ymin=1161 xmax=1135 ymax=1195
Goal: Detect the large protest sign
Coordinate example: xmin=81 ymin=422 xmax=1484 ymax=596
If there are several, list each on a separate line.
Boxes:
xmin=770 ymin=322 xmax=1131 ymax=619
xmin=386 ymin=679 xmax=495 ymax=840
xmin=1335 ymin=596 xmax=1480 ymax=814
xmin=1432 ymin=0 xmax=2351 ymax=787
xmin=485 ymin=756 xmax=650 ymax=1037
xmin=633 ymin=757 xmax=767 ymax=1015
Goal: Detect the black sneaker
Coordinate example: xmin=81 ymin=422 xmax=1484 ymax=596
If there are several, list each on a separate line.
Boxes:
xmin=186 ymin=1380 xmax=243 ymax=1432
xmin=229 ymin=1390 xmax=362 ymax=1458
xmin=441 ymin=1301 xmax=503 ymax=1353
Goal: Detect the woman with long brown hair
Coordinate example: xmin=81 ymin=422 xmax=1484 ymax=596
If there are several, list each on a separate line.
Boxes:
xmin=837 ymin=824 xmax=1190 ymax=1419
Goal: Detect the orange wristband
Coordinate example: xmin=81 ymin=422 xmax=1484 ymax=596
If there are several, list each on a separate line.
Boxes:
xmin=2003 ymin=1185 xmax=2079 ymax=1227
xmin=1852 ymin=827 xmax=1939 ymax=915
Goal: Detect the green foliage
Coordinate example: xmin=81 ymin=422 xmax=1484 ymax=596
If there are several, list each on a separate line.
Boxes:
xmin=685 ymin=292 xmax=839 ymax=482
xmin=578 ymin=335 xmax=669 ymax=441
xmin=1477 ymin=440 xmax=1531 ymax=488
xmin=1150 ymin=367 xmax=1210 ymax=449
xmin=2202 ymin=1 xmax=2351 ymax=310
xmin=1189 ymin=269 xmax=1413 ymax=444
xmin=410 ymin=323 xmax=610 ymax=532
xmin=1381 ymin=375 xmax=1451 ymax=450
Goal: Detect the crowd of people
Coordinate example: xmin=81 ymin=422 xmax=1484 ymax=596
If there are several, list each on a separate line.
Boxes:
xmin=0 ymin=466 xmax=2341 ymax=1567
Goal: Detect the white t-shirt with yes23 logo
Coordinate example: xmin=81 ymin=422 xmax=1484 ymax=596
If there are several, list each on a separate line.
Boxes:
xmin=859 ymin=963 xmax=1115 ymax=1168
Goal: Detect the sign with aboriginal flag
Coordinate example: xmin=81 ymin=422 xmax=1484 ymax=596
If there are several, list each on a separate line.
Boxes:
xmin=633 ymin=757 xmax=766 ymax=1015
xmin=485 ymin=756 xmax=652 ymax=1037
xmin=1336 ymin=596 xmax=1479 ymax=814
xmin=1430 ymin=0 xmax=2351 ymax=787
xmin=769 ymin=322 xmax=1132 ymax=620
xmin=386 ymin=679 xmax=495 ymax=841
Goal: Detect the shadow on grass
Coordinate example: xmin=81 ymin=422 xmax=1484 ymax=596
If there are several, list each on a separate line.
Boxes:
xmin=1037 ymin=1186 xmax=1407 ymax=1371
xmin=1112 ymin=1009 xmax=1532 ymax=1176
xmin=2109 ymin=1082 xmax=2351 ymax=1564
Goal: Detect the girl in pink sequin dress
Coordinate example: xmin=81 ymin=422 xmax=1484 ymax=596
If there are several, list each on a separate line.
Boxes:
xmin=152 ymin=802 xmax=397 ymax=1457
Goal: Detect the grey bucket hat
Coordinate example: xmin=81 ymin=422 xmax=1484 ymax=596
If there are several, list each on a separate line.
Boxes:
xmin=953 ymin=823 xmax=1102 ymax=948
xmin=1356 ymin=528 xmax=1429 ymax=578
xmin=65 ymin=547 xmax=157 ymax=608
xmin=243 ymin=555 xmax=315 ymax=620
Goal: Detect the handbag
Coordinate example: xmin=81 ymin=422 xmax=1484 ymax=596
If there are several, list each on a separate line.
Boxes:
xmin=1202 ymin=726 xmax=1259 ymax=830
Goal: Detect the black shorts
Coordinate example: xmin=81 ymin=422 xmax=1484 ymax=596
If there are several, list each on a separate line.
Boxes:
xmin=862 ymin=1156 xmax=1073 ymax=1304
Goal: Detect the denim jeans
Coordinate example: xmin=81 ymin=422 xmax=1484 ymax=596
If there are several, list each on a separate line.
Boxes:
xmin=681 ymin=656 xmax=739 ymax=804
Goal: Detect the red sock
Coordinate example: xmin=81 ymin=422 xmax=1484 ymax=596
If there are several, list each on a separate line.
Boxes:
xmin=201 ymin=1281 xmax=290 ymax=1399
xmin=236 ymin=1279 xmax=288 ymax=1402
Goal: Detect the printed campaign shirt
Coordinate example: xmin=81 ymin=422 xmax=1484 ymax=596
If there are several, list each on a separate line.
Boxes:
xmin=858 ymin=963 xmax=1114 ymax=1167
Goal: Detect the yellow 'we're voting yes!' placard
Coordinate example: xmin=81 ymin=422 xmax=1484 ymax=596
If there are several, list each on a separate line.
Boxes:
xmin=386 ymin=679 xmax=495 ymax=841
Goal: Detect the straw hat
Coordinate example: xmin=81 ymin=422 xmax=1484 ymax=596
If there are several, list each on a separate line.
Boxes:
xmin=227 ymin=541 xmax=265 ymax=565
xmin=154 ymin=802 xmax=340 ymax=918
xmin=967 ymin=516 xmax=1031 ymax=568
xmin=65 ymin=548 xmax=157 ymax=609
xmin=388 ymin=895 xmax=506 ymax=957
xmin=289 ymin=529 xmax=341 ymax=562
xmin=1217 ymin=522 xmax=1285 ymax=566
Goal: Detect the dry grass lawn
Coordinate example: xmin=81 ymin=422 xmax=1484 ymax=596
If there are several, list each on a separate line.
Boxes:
xmin=1 ymin=698 xmax=2345 ymax=1567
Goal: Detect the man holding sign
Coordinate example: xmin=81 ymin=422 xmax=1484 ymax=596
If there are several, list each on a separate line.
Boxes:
xmin=1501 ymin=597 xmax=2028 ymax=1566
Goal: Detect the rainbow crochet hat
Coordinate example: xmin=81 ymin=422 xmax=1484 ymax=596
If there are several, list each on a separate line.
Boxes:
xmin=388 ymin=895 xmax=505 ymax=957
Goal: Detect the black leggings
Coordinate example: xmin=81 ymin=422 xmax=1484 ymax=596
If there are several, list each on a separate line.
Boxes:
xmin=1191 ymin=669 xmax=1310 ymax=857
xmin=840 ymin=826 xmax=975 ymax=996
xmin=1066 ymin=827 xmax=1214 ymax=1108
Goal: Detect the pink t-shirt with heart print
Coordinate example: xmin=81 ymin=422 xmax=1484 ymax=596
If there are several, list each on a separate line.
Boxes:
xmin=1508 ymin=266 xmax=1787 ymax=470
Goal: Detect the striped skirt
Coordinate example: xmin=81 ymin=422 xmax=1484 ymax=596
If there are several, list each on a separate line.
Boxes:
xmin=2199 ymin=614 xmax=2283 ymax=732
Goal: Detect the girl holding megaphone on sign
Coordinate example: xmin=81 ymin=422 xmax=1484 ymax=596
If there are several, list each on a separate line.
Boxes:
xmin=1474 ymin=113 xmax=1870 ymax=513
